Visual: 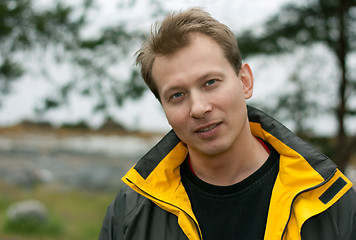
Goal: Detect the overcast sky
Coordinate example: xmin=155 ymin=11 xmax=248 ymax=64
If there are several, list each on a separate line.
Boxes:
xmin=2 ymin=0 xmax=348 ymax=135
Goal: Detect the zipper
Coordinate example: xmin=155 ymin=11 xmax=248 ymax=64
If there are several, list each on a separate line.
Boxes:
xmin=280 ymin=169 xmax=336 ymax=239
xmin=126 ymin=178 xmax=203 ymax=240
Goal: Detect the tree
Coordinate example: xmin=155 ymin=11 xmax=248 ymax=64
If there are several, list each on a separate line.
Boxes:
xmin=238 ymin=0 xmax=356 ymax=171
xmin=0 ymin=0 xmax=160 ymax=117
xmin=0 ymin=0 xmax=89 ymax=103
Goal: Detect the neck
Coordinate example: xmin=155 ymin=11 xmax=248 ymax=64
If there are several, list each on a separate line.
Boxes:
xmin=188 ymin=128 xmax=269 ymax=186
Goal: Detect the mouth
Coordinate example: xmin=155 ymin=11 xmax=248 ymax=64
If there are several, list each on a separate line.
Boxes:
xmin=195 ymin=122 xmax=222 ymax=133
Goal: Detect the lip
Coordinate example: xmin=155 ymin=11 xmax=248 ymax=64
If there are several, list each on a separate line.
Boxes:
xmin=193 ymin=121 xmax=222 ymax=138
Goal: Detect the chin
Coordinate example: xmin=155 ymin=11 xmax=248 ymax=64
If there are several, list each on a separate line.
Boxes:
xmin=196 ymin=143 xmax=230 ymax=157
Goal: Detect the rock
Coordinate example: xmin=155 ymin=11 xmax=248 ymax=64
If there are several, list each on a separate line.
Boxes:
xmin=6 ymin=199 xmax=48 ymax=223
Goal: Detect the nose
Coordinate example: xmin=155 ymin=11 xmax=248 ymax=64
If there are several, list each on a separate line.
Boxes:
xmin=189 ymin=93 xmax=212 ymax=119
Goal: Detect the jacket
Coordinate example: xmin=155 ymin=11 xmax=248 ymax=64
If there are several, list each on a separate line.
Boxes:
xmin=99 ymin=106 xmax=356 ymax=240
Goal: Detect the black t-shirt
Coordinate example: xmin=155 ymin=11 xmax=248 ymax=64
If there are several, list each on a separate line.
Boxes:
xmin=180 ymin=143 xmax=279 ymax=240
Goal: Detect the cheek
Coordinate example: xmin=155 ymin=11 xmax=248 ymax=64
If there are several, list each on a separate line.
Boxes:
xmin=215 ymin=87 xmax=242 ymax=107
xmin=164 ymin=108 xmax=186 ymax=130
xmin=214 ymin=88 xmax=246 ymax=117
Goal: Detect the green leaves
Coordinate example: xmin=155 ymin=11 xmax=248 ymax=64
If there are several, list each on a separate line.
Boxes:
xmin=0 ymin=0 xmax=151 ymax=114
xmin=238 ymin=0 xmax=356 ymax=171
xmin=238 ymin=0 xmax=356 ymax=57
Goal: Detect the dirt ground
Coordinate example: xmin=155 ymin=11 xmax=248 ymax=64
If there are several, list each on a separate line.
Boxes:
xmin=0 ymin=123 xmax=164 ymax=191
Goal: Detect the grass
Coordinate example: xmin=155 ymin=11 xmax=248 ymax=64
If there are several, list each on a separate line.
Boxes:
xmin=4 ymin=217 xmax=63 ymax=236
xmin=0 ymin=181 xmax=118 ymax=240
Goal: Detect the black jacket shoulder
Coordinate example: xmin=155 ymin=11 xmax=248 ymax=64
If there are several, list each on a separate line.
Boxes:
xmin=301 ymin=187 xmax=356 ymax=239
xmin=99 ymin=185 xmax=188 ymax=240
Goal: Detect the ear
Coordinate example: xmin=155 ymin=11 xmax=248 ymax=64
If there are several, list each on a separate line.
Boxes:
xmin=239 ymin=63 xmax=254 ymax=100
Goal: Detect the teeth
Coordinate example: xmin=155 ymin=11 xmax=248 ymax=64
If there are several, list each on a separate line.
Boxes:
xmin=198 ymin=124 xmax=218 ymax=132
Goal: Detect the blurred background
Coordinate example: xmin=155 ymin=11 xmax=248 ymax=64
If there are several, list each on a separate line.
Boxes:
xmin=0 ymin=0 xmax=355 ymax=239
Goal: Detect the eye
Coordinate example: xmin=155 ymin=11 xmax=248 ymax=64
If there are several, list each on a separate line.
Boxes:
xmin=205 ymin=79 xmax=216 ymax=86
xmin=169 ymin=92 xmax=184 ymax=101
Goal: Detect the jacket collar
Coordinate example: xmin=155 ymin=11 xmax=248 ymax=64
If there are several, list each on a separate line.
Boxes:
xmin=247 ymin=105 xmax=336 ymax=181
xmin=129 ymin=105 xmax=337 ymax=186
xmin=122 ymin=131 xmax=201 ymax=239
xmin=123 ymin=105 xmax=339 ymax=215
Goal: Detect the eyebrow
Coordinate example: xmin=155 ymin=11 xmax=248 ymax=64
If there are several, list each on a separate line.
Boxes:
xmin=198 ymin=71 xmax=224 ymax=82
xmin=163 ymin=71 xmax=224 ymax=94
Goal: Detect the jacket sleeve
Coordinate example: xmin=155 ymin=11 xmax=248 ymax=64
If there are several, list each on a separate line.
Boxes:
xmin=98 ymin=188 xmax=126 ymax=240
xmin=301 ymin=187 xmax=356 ymax=240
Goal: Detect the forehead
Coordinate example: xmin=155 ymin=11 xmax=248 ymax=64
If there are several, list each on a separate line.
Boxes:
xmin=152 ymin=33 xmax=230 ymax=92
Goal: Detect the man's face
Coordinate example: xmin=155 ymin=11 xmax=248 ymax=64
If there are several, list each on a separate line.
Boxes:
xmin=152 ymin=33 xmax=253 ymax=158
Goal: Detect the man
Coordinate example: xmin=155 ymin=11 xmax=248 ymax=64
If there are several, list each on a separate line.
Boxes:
xmin=99 ymin=8 xmax=356 ymax=240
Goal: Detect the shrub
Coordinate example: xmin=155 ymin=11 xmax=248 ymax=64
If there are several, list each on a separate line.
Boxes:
xmin=4 ymin=216 xmax=63 ymax=236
